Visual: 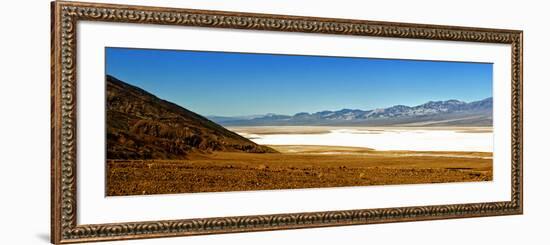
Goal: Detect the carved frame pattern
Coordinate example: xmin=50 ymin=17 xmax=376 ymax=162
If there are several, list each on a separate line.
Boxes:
xmin=51 ymin=1 xmax=523 ymax=243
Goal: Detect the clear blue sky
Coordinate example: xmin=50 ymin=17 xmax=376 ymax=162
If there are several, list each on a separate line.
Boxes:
xmin=106 ymin=47 xmax=492 ymax=117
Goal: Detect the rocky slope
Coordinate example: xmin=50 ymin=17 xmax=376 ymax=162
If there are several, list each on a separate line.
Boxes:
xmin=106 ymin=75 xmax=277 ymax=160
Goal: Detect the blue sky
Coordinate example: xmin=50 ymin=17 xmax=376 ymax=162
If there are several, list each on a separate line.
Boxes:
xmin=106 ymin=47 xmax=493 ymax=117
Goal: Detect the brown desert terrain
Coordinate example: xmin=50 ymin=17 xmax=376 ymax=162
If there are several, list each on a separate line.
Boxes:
xmin=107 ymin=145 xmax=492 ymax=196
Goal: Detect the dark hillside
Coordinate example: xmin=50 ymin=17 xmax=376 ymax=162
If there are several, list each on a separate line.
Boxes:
xmin=106 ymin=75 xmax=277 ymax=159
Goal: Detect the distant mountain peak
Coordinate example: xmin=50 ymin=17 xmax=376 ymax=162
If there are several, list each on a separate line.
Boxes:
xmin=445 ymin=99 xmax=466 ymax=104
xmin=294 ymin=112 xmax=311 ymax=117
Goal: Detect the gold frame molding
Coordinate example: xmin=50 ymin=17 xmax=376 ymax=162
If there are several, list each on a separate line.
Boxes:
xmin=51 ymin=1 xmax=523 ymax=243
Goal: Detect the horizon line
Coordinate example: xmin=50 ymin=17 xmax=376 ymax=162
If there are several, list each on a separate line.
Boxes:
xmin=206 ymin=96 xmax=493 ymax=118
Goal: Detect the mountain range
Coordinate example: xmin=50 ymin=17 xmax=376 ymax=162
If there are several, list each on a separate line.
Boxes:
xmin=209 ymin=97 xmax=493 ymax=127
xmin=106 ymin=75 xmax=276 ymax=160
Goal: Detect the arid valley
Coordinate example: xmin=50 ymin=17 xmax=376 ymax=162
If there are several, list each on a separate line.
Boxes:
xmin=107 ymin=126 xmax=492 ymax=196
xmin=104 ymin=50 xmax=494 ymax=196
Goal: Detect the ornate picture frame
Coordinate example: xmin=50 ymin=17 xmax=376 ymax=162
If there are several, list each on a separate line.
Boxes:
xmin=51 ymin=1 xmax=523 ymax=243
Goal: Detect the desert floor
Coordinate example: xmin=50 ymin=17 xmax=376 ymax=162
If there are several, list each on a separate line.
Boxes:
xmin=107 ymin=144 xmax=492 ymax=196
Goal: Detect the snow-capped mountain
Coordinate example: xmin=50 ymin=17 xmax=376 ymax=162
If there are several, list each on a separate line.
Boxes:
xmin=209 ymin=97 xmax=493 ymax=126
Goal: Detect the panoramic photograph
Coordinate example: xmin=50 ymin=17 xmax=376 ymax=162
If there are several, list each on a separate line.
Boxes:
xmin=105 ymin=47 xmax=493 ymax=196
